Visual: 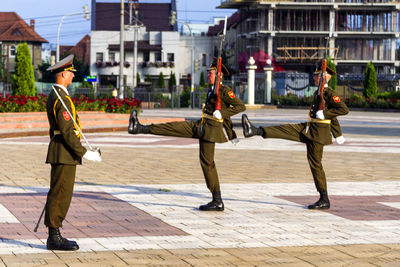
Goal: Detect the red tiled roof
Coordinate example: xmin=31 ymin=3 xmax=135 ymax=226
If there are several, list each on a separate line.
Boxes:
xmin=94 ymin=3 xmax=173 ymax=32
xmin=108 ymin=41 xmax=161 ymax=51
xmin=61 ymin=34 xmax=91 ymax=65
xmin=0 ymin=12 xmax=47 ymax=43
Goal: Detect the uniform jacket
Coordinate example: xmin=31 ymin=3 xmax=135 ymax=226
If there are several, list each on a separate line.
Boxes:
xmin=202 ymin=85 xmax=246 ymax=143
xmin=46 ymin=85 xmax=87 ymax=165
xmin=302 ymin=87 xmax=349 ymax=145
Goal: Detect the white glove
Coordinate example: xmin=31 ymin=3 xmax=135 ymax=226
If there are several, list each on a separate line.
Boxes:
xmin=213 ymin=110 xmax=222 ymax=120
xmin=316 ymin=110 xmax=325 ymax=120
xmin=83 ymin=150 xmax=102 ymax=162
xmin=336 ymin=135 xmax=345 ymax=145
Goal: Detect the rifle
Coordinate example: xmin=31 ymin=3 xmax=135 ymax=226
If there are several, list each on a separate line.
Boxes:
xmin=314 ymin=17 xmax=334 ymax=114
xmin=316 ymin=58 xmax=327 ymax=111
xmin=214 ymin=16 xmax=227 ymax=111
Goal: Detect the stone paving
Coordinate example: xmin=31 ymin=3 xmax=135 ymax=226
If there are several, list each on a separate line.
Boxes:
xmin=0 ymin=108 xmax=399 ymax=266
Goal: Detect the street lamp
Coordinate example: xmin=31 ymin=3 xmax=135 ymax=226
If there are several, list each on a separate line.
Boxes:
xmin=180 ymin=22 xmax=194 ymax=108
xmin=56 ymin=5 xmax=90 ymax=62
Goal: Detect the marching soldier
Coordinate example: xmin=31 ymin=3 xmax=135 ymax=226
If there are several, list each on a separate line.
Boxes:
xmin=242 ymin=66 xmax=348 ymax=210
xmin=45 ymin=55 xmax=101 ymax=250
xmin=128 ymin=61 xmax=245 ymax=211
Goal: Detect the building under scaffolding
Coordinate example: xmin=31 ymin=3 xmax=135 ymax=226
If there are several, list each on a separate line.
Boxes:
xmin=218 ymin=0 xmax=400 ymax=75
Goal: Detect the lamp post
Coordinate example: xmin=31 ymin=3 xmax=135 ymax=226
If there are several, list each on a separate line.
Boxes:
xmin=56 ymin=5 xmax=89 ymax=62
xmin=181 ymin=22 xmax=194 ymax=108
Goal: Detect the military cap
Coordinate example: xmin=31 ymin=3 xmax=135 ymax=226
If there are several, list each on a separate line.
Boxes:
xmin=208 ymin=57 xmax=230 ymax=76
xmin=47 ymin=54 xmax=76 ymax=73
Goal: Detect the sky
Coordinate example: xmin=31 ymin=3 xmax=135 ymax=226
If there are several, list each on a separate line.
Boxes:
xmin=0 ymin=0 xmax=235 ymax=46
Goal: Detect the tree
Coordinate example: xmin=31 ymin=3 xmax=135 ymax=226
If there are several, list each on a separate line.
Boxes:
xmin=199 ymin=71 xmax=206 ymax=87
xmin=136 ymin=72 xmax=140 ymax=84
xmin=12 ymin=43 xmax=35 ymax=96
xmin=363 ymin=62 xmax=377 ymax=98
xmin=38 ymin=62 xmax=53 ymax=83
xmin=157 ymin=72 xmax=165 ymax=88
xmin=145 ymin=74 xmax=152 ymax=83
xmin=326 ymin=56 xmax=337 ymax=90
xmin=168 ymin=71 xmax=176 ymax=92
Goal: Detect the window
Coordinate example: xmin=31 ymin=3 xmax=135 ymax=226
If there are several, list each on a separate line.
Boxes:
xmin=108 ymin=52 xmax=115 ymax=62
xmin=155 ymin=52 xmax=161 ymax=62
xmin=12 ymin=28 xmax=22 ymax=36
xmin=167 ymin=53 xmax=174 ymax=62
xmin=202 ymin=54 xmax=207 ymax=66
xmin=10 ymin=45 xmax=16 ymax=57
xmin=143 ymin=51 xmax=150 ymax=62
xmin=96 ymin=52 xmax=104 ymax=62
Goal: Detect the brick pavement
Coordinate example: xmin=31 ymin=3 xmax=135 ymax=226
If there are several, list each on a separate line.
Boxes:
xmin=0 ymin=108 xmax=399 ymax=266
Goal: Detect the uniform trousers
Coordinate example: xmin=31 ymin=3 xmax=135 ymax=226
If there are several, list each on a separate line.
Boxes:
xmin=44 ymin=164 xmax=76 ymax=228
xmin=149 ymin=121 xmax=221 ymax=193
xmin=261 ymin=123 xmax=327 ymax=193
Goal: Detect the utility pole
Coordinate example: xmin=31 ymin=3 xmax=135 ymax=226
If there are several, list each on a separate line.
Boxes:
xmin=119 ymin=0 xmax=125 ymax=99
xmin=130 ymin=0 xmax=139 ymax=89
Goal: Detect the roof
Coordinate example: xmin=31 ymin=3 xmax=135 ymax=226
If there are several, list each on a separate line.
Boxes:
xmin=207 ymin=12 xmax=243 ymax=36
xmin=0 ymin=12 xmax=47 ymax=43
xmin=108 ymin=41 xmax=161 ymax=52
xmin=60 ymin=34 xmax=91 ymax=65
xmin=94 ymin=3 xmax=174 ymax=32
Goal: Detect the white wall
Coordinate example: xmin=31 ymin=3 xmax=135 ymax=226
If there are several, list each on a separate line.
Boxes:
xmin=90 ymin=28 xmax=214 ymax=88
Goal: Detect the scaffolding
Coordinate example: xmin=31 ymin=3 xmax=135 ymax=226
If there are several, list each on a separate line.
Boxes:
xmin=276 ymin=47 xmax=339 ymax=62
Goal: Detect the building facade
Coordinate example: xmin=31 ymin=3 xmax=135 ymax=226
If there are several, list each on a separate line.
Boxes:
xmin=219 ymin=0 xmax=400 ymax=75
xmin=90 ymin=0 xmax=214 ymax=90
xmin=0 ymin=12 xmax=48 ymax=82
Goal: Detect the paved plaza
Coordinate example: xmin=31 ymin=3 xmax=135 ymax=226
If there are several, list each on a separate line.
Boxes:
xmin=0 ymin=108 xmax=399 ymax=266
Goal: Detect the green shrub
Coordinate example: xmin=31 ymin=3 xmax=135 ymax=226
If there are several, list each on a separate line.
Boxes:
xmin=363 ymin=62 xmax=377 ymax=98
xmin=12 ymin=43 xmax=35 ymax=96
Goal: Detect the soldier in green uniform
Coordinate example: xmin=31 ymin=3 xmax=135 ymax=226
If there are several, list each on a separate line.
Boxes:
xmin=45 ymin=55 xmax=102 ymax=250
xmin=242 ymin=66 xmax=348 ymax=210
xmin=128 ymin=62 xmax=245 ymax=211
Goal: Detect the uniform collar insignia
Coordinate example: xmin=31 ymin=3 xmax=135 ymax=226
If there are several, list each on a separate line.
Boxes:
xmin=54 ymin=84 xmax=69 ymax=95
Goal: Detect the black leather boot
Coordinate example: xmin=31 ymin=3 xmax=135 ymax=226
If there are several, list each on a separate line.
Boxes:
xmin=199 ymin=192 xmax=224 ymax=211
xmin=46 ymin=227 xmax=79 ymax=251
xmin=242 ymin=114 xmax=263 ymax=137
xmin=308 ymin=192 xmax=330 ymax=210
xmin=128 ymin=109 xmax=150 ymax=134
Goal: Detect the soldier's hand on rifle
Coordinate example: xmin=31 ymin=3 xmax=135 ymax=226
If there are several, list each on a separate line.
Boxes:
xmin=83 ymin=149 xmax=102 ymax=162
xmin=316 ymin=110 xmax=325 ymax=120
xmin=213 ymin=110 xmax=222 ymax=120
xmin=336 ymin=135 xmax=345 ymax=145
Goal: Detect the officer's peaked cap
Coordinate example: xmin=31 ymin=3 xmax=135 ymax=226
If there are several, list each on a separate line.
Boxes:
xmin=47 ymin=54 xmax=76 ymax=73
xmin=208 ymin=57 xmax=230 ymax=76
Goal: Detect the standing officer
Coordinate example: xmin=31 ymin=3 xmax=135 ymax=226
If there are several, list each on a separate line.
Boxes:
xmin=242 ymin=66 xmax=348 ymax=210
xmin=128 ymin=62 xmax=245 ymax=211
xmin=45 ymin=54 xmax=101 ymax=250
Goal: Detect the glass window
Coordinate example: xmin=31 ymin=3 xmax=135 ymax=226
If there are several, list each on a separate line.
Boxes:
xmin=108 ymin=52 xmax=115 ymax=62
xmin=96 ymin=52 xmax=103 ymax=62
xmin=202 ymin=54 xmax=207 ymax=66
xmin=143 ymin=51 xmax=149 ymax=62
xmin=167 ymin=53 xmax=174 ymax=62
xmin=155 ymin=52 xmax=161 ymax=62
xmin=10 ymin=45 xmax=16 ymax=57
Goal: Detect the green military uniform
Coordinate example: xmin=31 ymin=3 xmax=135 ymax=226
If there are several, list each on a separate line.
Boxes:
xmin=45 ymin=84 xmax=87 ymax=228
xmin=259 ymin=87 xmax=348 ymax=194
xmin=148 ymin=85 xmax=245 ymax=194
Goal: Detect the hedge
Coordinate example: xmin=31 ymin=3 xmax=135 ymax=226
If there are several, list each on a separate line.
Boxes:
xmin=0 ymin=94 xmax=141 ymax=113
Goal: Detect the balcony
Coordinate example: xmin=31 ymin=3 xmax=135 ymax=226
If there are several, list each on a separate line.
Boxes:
xmin=140 ymin=61 xmax=175 ymax=76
